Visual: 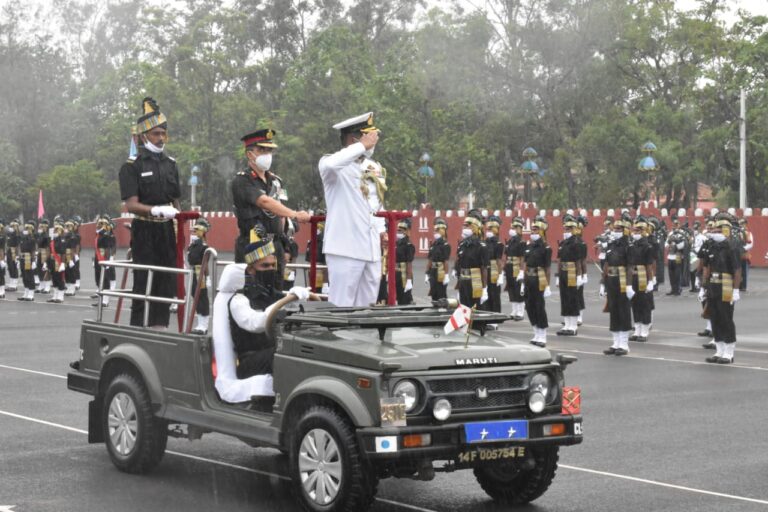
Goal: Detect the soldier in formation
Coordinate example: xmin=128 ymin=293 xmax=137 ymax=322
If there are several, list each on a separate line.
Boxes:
xmin=305 ymin=213 xmax=327 ymax=294
xmin=601 ymin=213 xmax=634 ymax=356
xmin=594 ymin=218 xmax=613 ymax=270
xmin=666 ymin=217 xmax=686 ymax=296
xmin=627 ymin=216 xmax=655 ymax=342
xmin=394 ymin=218 xmax=415 ymax=305
xmin=282 ymin=220 xmax=299 ymax=290
xmin=188 ymin=218 xmax=211 ymax=334
xmin=36 ymin=218 xmax=51 ymax=294
xmin=0 ymin=219 xmax=6 ymax=298
xmin=738 ymin=218 xmax=753 ymax=291
xmin=63 ymin=219 xmax=79 ymax=296
xmin=503 ymin=217 xmax=526 ymax=321
xmin=47 ymin=216 xmax=70 ymax=304
xmin=17 ymin=219 xmax=38 ymax=301
xmin=6 ymin=219 xmax=20 ymax=291
xmin=91 ymin=214 xmax=117 ymax=307
xmin=556 ymin=214 xmax=582 ymax=336
xmin=454 ymin=210 xmax=488 ymax=309
xmin=523 ymin=216 xmax=552 ymax=347
xmin=482 ymin=215 xmax=504 ymax=315
xmin=574 ymin=215 xmax=588 ymax=326
xmin=425 ymin=218 xmax=451 ymax=300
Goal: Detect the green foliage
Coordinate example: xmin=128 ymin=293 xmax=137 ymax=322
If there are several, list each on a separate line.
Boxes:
xmin=33 ymin=160 xmax=119 ymax=220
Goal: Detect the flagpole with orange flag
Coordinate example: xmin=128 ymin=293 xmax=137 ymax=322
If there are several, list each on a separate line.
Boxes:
xmin=37 ymin=190 xmax=45 ymax=219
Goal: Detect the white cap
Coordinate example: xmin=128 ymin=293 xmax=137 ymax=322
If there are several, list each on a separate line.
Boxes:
xmin=332 ymin=112 xmax=375 ymax=131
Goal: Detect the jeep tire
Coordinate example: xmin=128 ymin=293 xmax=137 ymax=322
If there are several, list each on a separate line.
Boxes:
xmin=102 ymin=373 xmax=168 ymax=474
xmin=289 ymin=406 xmax=377 ymax=512
xmin=474 ymin=446 xmax=559 ymax=505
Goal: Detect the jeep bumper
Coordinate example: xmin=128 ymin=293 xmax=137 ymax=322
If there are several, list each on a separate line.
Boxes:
xmin=67 ymin=370 xmax=100 ymax=396
xmin=356 ymin=414 xmax=582 ymax=460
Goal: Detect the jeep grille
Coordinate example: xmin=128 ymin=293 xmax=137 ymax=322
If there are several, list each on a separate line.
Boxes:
xmin=426 ymin=375 xmax=528 ymax=412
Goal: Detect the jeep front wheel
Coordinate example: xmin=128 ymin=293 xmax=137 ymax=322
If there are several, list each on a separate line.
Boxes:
xmin=474 ymin=446 xmax=559 ymax=505
xmin=289 ymin=406 xmax=377 ymax=512
xmin=102 ymin=373 xmax=168 ymax=474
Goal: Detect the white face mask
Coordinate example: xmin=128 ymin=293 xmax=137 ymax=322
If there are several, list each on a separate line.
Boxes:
xmin=711 ymin=233 xmax=726 ymax=242
xmin=22 ymin=230 xmax=29 ymax=235
xmin=190 ymin=235 xmax=199 ymax=242
xmin=433 ymin=232 xmax=442 ymax=240
xmin=611 ymin=231 xmax=623 ymax=239
xmin=485 ymin=231 xmax=494 ymax=238
xmin=143 ymin=139 xmax=164 ymax=154
xmin=530 ymin=233 xmax=540 ymax=241
xmin=631 ymin=233 xmax=642 ymax=241
xmin=252 ymin=153 xmax=272 ymax=171
xmin=508 ymin=229 xmax=517 ymax=238
xmin=461 ymin=228 xmax=473 ymax=239
xmin=396 ymin=232 xmax=405 ymax=240
xmin=563 ymin=232 xmax=572 ymax=240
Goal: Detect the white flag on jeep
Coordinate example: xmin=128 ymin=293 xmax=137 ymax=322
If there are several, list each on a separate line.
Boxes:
xmin=444 ymin=304 xmax=473 ymax=334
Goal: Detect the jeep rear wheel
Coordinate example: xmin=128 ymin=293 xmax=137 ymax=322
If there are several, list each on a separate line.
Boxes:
xmin=289 ymin=406 xmax=377 ymax=512
xmin=474 ymin=446 xmax=559 ymax=505
xmin=103 ymin=373 xmax=167 ymax=474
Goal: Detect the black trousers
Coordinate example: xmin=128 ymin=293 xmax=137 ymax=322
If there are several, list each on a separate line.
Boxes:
xmin=667 ymin=260 xmax=681 ymax=294
xmin=708 ymin=284 xmax=736 ymax=343
xmin=192 ymin=275 xmax=210 ymax=316
xmin=428 ymin=268 xmax=447 ymax=300
xmin=524 ymin=276 xmax=547 ymax=329
xmin=458 ymin=279 xmax=480 ymax=309
xmin=6 ymin=253 xmax=18 ymax=279
xmin=740 ymin=260 xmax=748 ymax=291
xmin=130 ymin=220 xmax=177 ymax=327
xmin=630 ymin=277 xmax=652 ymax=324
xmin=94 ymin=260 xmax=116 ymax=289
xmin=485 ymin=283 xmax=501 ymax=313
xmin=559 ymin=271 xmax=580 ymax=316
xmin=21 ymin=266 xmax=35 ymax=289
xmin=395 ymin=271 xmax=413 ymax=305
xmin=504 ymin=266 xmax=524 ymax=302
xmin=606 ymin=276 xmax=632 ymax=332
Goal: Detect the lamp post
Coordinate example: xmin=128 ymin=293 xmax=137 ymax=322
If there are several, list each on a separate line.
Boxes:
xmin=189 ymin=165 xmax=200 ymax=210
xmin=521 ymin=147 xmax=539 ymax=203
xmin=638 ymin=141 xmax=660 ymax=205
xmin=417 ymin=152 xmax=434 ymax=203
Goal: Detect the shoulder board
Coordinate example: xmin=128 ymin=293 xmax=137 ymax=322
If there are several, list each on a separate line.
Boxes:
xmin=126 ymin=155 xmax=137 ymax=163
xmin=167 ymin=156 xmax=176 ymax=162
xmin=269 ymin=172 xmax=283 ymax=184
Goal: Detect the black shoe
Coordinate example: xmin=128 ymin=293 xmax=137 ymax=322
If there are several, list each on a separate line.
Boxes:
xmin=635 ymin=336 xmax=647 ymax=342
xmin=529 ymin=340 xmax=546 ymax=347
xmin=556 ymin=329 xmax=571 ymax=336
xmin=702 ymin=342 xmax=716 ymax=350
xmin=614 ymin=348 xmax=628 ymax=356
xmin=603 ymin=347 xmax=617 ymax=355
xmin=705 ymin=355 xmax=720 ymax=363
xmin=698 ymin=329 xmax=712 ymax=337
xmin=16 ymin=296 xmax=25 ymax=301
xmin=628 ymin=334 xmax=639 ymax=341
xmin=665 ymin=291 xmax=675 ymax=296
xmin=249 ymin=395 xmax=275 ymax=412
xmin=90 ymin=293 xmax=99 ymax=299
xmin=716 ymin=357 xmax=733 ymax=364
xmin=47 ymin=298 xmax=57 ymax=303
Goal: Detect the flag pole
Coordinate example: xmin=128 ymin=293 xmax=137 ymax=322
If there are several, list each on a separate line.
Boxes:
xmin=464 ymin=305 xmax=476 ymax=349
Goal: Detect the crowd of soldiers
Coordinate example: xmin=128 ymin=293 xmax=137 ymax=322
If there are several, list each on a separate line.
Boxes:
xmin=0 ymin=215 xmax=120 ymax=304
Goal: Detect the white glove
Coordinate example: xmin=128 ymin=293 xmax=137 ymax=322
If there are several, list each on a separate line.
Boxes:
xmin=150 ymin=205 xmax=179 ymax=219
xmin=31 ymin=261 xmax=37 ymax=270
xmin=424 ymin=274 xmax=430 ymax=284
xmin=554 ymin=275 xmax=560 ymax=287
xmin=626 ymin=286 xmax=635 ymax=300
xmin=516 ymin=270 xmax=525 ymax=281
xmin=58 ymin=263 xmax=66 ymax=272
xmin=288 ymin=286 xmax=311 ymax=301
xmin=646 ymin=280 xmax=654 ymax=292
xmin=206 ymin=276 xmax=212 ymax=288
xmin=601 ymin=241 xmax=608 ymax=249
xmin=480 ymin=287 xmax=488 ymax=304
xmin=543 ymin=286 xmax=552 ymax=298
xmin=321 ymin=283 xmax=329 ymax=294
xmin=732 ymin=289 xmax=740 ymax=303
xmin=287 ymin=271 xmax=296 ymax=282
xmin=68 ymin=260 xmax=75 ymax=269
xmin=599 ymin=284 xmax=606 ymax=297
xmin=697 ymin=288 xmax=706 ymax=303
xmin=0 ymin=260 xmax=5 ymax=269
xmin=676 ymin=241 xmax=685 ymax=250
xmin=695 ymin=276 xmax=701 ymax=288
xmin=42 ymin=263 xmax=48 ymax=272
xmin=405 ymin=279 xmax=413 ymax=292
xmin=74 ymin=254 xmax=79 ymax=263
xmin=442 ymin=273 xmax=450 ymax=285
xmin=583 ymin=274 xmax=588 ymax=285
xmin=520 ymin=282 xmax=526 ymax=295
xmin=451 ymin=269 xmax=457 ymax=279
xmin=576 ymin=275 xmax=584 ymax=287
xmin=497 ymin=272 xmax=505 ymax=287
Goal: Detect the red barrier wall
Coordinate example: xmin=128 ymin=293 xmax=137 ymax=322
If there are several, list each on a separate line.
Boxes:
xmin=79 ymin=206 xmax=768 ymax=267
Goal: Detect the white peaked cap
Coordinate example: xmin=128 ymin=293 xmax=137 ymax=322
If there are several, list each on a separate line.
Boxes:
xmin=332 ymin=112 xmax=374 ymax=130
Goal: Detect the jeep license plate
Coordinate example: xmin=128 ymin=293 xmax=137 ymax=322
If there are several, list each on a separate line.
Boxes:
xmin=464 ymin=420 xmax=528 ymax=443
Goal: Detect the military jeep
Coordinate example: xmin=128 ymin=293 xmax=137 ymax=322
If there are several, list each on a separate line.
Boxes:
xmin=68 ymin=257 xmax=582 ymax=512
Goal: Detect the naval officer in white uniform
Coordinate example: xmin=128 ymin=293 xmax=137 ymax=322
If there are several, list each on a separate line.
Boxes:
xmin=318 ymin=112 xmax=386 ymax=307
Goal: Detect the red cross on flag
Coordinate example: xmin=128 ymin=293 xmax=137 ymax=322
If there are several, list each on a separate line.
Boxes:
xmin=444 ymin=304 xmax=473 ymax=334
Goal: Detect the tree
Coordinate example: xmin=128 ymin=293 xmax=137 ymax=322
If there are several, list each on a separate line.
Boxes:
xmin=33 ymin=160 xmax=120 ymax=220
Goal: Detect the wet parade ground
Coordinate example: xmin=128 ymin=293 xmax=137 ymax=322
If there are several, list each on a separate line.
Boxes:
xmin=2 ymin=249 xmax=767 ymax=512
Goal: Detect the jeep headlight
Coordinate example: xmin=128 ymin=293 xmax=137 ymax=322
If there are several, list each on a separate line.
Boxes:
xmin=392 ymin=380 xmax=419 ymax=412
xmin=528 ymin=372 xmax=554 ymax=413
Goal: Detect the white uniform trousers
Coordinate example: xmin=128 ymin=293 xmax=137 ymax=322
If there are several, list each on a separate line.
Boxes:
xmin=326 ymin=254 xmax=381 ymax=307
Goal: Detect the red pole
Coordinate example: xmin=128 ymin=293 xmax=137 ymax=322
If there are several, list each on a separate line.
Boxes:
xmin=375 ymin=211 xmax=412 ymax=305
xmin=308 ymin=215 xmax=326 ymax=292
xmin=174 ymin=211 xmax=201 ymax=331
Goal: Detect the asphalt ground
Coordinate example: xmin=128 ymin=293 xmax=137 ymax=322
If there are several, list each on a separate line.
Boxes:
xmin=1 ymin=248 xmax=768 ymax=511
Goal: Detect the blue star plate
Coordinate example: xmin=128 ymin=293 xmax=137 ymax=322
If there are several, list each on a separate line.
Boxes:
xmin=464 ymin=419 xmax=529 ymax=443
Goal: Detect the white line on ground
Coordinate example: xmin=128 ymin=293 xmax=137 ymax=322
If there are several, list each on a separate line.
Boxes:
xmin=0 ymin=364 xmax=68 ymax=379
xmin=560 ymin=464 xmax=768 ymax=506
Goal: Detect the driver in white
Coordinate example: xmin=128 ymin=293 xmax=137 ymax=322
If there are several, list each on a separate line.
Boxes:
xmin=318 ymin=112 xmax=386 ymax=307
xmin=212 ymin=236 xmax=310 ymax=409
